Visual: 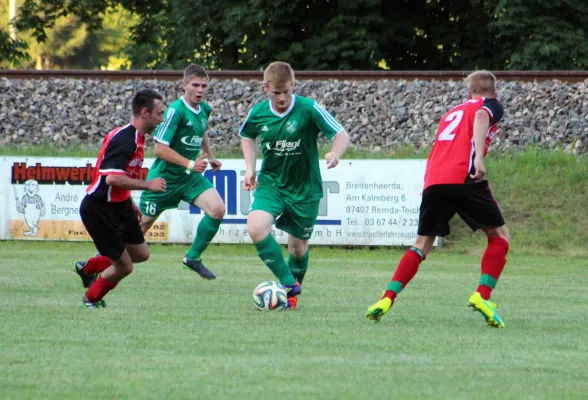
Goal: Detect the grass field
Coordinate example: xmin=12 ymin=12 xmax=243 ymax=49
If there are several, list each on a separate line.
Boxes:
xmin=1 ymin=241 xmax=587 ymax=399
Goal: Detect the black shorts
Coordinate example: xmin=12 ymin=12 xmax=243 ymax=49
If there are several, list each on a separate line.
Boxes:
xmin=417 ymin=182 xmax=505 ymax=237
xmin=80 ymin=195 xmax=145 ymax=261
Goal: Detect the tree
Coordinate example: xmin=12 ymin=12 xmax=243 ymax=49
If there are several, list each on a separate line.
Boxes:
xmin=490 ymin=0 xmax=588 ymax=69
xmin=0 ymin=29 xmax=29 ymax=67
xmin=6 ymin=0 xmax=588 ymax=70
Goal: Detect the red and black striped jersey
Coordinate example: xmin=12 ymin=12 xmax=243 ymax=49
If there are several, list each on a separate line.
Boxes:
xmin=86 ymin=124 xmax=145 ymax=202
xmin=424 ymin=98 xmax=504 ymax=189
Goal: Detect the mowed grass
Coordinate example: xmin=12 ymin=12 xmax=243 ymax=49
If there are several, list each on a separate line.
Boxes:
xmin=1 ymin=241 xmax=587 ymax=399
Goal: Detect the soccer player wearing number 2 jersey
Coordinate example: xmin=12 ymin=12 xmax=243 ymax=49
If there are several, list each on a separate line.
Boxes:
xmin=367 ymin=71 xmax=510 ymax=328
xmin=240 ymin=62 xmax=350 ymax=310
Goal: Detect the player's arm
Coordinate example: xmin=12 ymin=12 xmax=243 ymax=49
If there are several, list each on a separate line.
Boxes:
xmin=100 ymin=133 xmax=166 ymax=192
xmin=154 ymin=143 xmax=208 ymax=173
xmin=239 ymin=109 xmax=258 ymax=190
xmin=470 ymin=110 xmax=491 ymax=182
xmin=153 ymin=107 xmax=208 ymax=173
xmin=311 ymin=102 xmax=350 ymax=169
xmin=326 ymin=130 xmax=350 ymax=169
xmin=200 ymin=133 xmax=221 ymax=172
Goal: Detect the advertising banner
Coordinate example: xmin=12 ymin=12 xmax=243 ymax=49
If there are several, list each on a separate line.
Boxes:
xmin=0 ymin=157 xmax=432 ymax=246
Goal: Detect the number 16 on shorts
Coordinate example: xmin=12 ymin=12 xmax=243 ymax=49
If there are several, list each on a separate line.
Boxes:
xmin=144 ymin=201 xmax=157 ymax=216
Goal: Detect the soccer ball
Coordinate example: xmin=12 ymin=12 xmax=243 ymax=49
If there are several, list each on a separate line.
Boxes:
xmin=253 ymin=281 xmax=288 ymax=311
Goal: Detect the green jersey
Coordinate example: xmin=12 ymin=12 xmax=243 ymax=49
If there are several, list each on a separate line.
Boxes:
xmin=239 ymin=95 xmax=343 ymax=202
xmin=150 ymin=96 xmax=212 ymax=182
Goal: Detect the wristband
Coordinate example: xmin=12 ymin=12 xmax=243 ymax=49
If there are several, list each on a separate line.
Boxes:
xmin=186 ymin=160 xmax=195 ymax=174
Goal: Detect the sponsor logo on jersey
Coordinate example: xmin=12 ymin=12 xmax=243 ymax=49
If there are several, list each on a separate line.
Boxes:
xmin=261 ymin=125 xmax=269 ymax=132
xmin=285 ymin=120 xmax=298 ymax=134
xmin=186 ymin=121 xmax=193 ymax=126
xmin=181 ymin=136 xmax=203 ymax=147
xmin=265 ymin=139 xmax=301 ymax=154
xmin=128 ymin=158 xmax=143 ymax=167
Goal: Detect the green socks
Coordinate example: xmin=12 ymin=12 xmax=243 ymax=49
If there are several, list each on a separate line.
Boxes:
xmin=288 ymin=250 xmax=309 ymax=284
xmin=186 ymin=215 xmax=222 ymax=260
xmin=254 ymin=234 xmax=296 ymax=286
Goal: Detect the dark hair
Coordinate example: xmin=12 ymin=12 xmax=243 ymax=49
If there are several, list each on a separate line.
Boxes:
xmin=131 ymin=89 xmax=163 ymax=116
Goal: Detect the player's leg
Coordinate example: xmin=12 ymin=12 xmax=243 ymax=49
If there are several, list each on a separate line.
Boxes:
xmin=284 ymin=236 xmax=308 ymax=310
xmin=287 ymin=235 xmax=309 ymax=284
xmin=366 ymin=235 xmax=436 ymax=322
xmin=75 ymin=225 xmax=153 ymax=289
xmin=275 ymin=199 xmax=319 ymax=309
xmin=139 ymin=184 xmax=180 ymax=231
xmin=182 ymin=185 xmax=226 ymax=279
xmin=367 ymin=185 xmax=455 ymax=323
xmin=79 ymin=197 xmax=133 ymax=308
xmin=75 ymin=196 xmax=114 ymax=288
xmin=140 ymin=215 xmax=158 ymax=234
xmin=458 ymin=182 xmax=508 ymax=328
xmin=478 ymin=225 xmax=510 ymax=300
xmin=84 ymin=249 xmax=134 ymax=308
xmin=279 ymin=199 xmax=319 ymax=285
xmin=247 ymin=187 xmax=297 ymax=287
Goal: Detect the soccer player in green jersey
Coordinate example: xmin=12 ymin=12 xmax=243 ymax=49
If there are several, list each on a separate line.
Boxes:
xmin=138 ymin=64 xmax=225 ymax=279
xmin=240 ymin=61 xmax=350 ymax=309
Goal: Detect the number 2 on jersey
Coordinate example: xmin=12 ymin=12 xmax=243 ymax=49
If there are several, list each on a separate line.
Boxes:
xmin=437 ymin=110 xmax=464 ymax=141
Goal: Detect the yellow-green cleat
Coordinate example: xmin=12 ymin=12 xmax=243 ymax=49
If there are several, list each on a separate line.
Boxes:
xmin=468 ymin=292 xmax=505 ymax=328
xmin=366 ymin=297 xmax=392 ymax=323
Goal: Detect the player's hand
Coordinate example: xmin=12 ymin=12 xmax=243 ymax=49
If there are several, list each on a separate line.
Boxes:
xmin=147 ymin=177 xmax=167 ymax=193
xmin=243 ymin=169 xmax=258 ymax=191
xmin=132 ymin=202 xmax=142 ymax=223
xmin=193 ymin=153 xmax=209 ymax=173
xmin=208 ymin=158 xmax=222 ymax=172
xmin=325 ymin=152 xmax=339 ymax=169
xmin=470 ymin=157 xmax=487 ymax=182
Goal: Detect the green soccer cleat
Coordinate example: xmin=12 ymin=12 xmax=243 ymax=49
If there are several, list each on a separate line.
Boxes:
xmin=81 ymin=295 xmax=105 ymax=309
xmin=366 ymin=297 xmax=392 ymax=323
xmin=468 ymin=292 xmax=505 ymax=328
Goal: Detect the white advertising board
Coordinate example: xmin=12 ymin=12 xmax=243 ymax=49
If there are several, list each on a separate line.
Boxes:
xmin=0 ymin=157 xmax=432 ymax=246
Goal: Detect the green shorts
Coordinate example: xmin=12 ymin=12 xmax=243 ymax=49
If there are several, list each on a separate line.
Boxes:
xmin=139 ymin=173 xmax=214 ymax=217
xmin=251 ymin=184 xmax=320 ymax=240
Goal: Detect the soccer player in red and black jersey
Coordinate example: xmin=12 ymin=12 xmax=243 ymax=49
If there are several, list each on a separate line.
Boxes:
xmin=73 ymin=89 xmax=167 ymax=309
xmin=367 ymin=71 xmax=510 ymax=328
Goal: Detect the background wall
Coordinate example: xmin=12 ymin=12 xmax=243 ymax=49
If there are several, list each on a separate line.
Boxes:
xmin=1 ymin=77 xmax=587 ymax=154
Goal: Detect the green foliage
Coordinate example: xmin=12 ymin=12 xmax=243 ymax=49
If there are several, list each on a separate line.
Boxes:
xmin=3 ymin=0 xmax=588 ymax=69
xmin=491 ymin=0 xmax=588 ymax=69
xmin=0 ymin=28 xmax=29 ymax=67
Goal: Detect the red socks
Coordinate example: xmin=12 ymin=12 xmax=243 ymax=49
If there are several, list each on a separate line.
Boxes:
xmin=477 ymin=237 xmax=509 ymax=300
xmin=86 ymin=276 xmax=118 ymax=302
xmin=383 ymin=247 xmax=425 ymax=301
xmin=83 ymin=255 xmax=112 ymax=275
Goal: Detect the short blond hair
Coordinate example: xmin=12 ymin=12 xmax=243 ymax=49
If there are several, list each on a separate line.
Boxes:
xmin=263 ymin=61 xmax=295 ymax=87
xmin=184 ymin=63 xmax=209 ymax=82
xmin=465 ymin=70 xmax=497 ymax=95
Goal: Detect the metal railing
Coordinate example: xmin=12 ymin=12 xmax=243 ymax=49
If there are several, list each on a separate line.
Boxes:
xmin=1 ymin=69 xmax=587 ymax=82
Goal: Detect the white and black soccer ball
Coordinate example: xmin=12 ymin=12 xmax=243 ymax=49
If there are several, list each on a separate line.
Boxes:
xmin=253 ymin=281 xmax=288 ymax=311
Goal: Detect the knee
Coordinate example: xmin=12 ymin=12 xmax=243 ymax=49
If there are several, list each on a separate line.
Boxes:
xmin=487 ymin=226 xmax=510 ymax=243
xmin=132 ymin=249 xmax=150 ymax=263
xmin=289 ymin=243 xmax=308 ymax=258
xmin=413 ymin=235 xmax=435 ymax=257
xmin=140 ymin=221 xmax=151 ymax=234
xmin=116 ymin=261 xmax=134 ymax=277
xmin=208 ymin=202 xmax=226 ymax=220
xmin=247 ymin=219 xmax=271 ymax=242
